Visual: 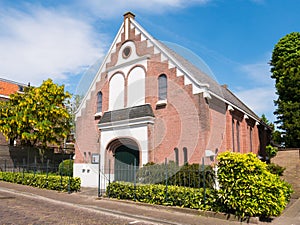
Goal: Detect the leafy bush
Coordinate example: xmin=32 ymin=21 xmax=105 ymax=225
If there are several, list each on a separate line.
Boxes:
xmin=217 ymin=152 xmax=292 ymax=218
xmin=267 ymin=163 xmax=286 ymax=176
xmin=0 ymin=171 xmax=80 ymax=192
xmin=137 ymin=162 xmax=215 ymax=188
xmin=58 ymin=159 xmax=73 ymax=176
xmin=266 ymin=144 xmax=278 ymax=159
xmin=106 ymin=181 xmax=218 ymax=211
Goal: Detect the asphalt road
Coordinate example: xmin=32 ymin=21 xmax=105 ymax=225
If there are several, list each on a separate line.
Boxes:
xmin=0 ymin=188 xmax=156 ymax=225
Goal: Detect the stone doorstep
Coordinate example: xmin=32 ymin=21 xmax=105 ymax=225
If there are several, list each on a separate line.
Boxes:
xmin=95 ymin=197 xmax=260 ymax=224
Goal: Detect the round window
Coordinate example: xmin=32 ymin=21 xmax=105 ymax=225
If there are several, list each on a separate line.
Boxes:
xmin=122 ymin=46 xmax=131 ymax=58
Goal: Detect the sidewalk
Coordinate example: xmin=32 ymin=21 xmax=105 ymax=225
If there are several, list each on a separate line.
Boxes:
xmin=78 ymin=187 xmax=300 ymax=225
xmin=1 ymin=181 xmax=299 ymax=225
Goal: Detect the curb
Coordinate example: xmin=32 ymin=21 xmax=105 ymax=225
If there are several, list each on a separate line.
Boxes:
xmin=96 ymin=197 xmax=260 ymax=224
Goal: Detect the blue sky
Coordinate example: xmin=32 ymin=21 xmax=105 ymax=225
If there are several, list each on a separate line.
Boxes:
xmin=0 ymin=0 xmax=299 ymax=122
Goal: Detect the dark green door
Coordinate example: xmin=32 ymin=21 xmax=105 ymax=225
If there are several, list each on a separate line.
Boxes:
xmin=114 ymin=145 xmax=139 ymax=182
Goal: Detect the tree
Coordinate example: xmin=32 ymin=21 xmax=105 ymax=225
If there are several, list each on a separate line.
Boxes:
xmin=270 ymin=32 xmax=300 ymax=147
xmin=261 ymin=114 xmax=282 ymax=146
xmin=0 ymin=79 xmax=71 ymax=149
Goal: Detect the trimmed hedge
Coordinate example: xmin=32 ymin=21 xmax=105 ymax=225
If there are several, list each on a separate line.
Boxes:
xmin=137 ymin=162 xmax=215 ymax=188
xmin=217 ymin=152 xmax=292 ymax=218
xmin=106 ymin=181 xmax=218 ymax=211
xmin=107 ymin=152 xmax=293 ymax=219
xmin=0 ymin=172 xmax=81 ymax=192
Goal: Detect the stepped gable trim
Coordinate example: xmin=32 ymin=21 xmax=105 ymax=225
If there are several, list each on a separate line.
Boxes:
xmin=75 ymin=21 xmax=125 ymax=118
xmin=99 ymin=104 xmax=154 ymax=124
xmin=157 ymin=41 xmax=221 ymax=95
xmin=131 ymin=19 xmax=210 ymax=91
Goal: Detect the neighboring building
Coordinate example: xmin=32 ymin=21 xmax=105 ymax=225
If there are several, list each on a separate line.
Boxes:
xmin=0 ymin=78 xmax=27 ymax=145
xmin=74 ymin=12 xmax=271 ymax=187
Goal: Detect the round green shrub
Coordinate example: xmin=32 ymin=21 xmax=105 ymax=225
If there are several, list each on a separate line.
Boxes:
xmin=58 ymin=159 xmax=73 ymax=176
xmin=217 ymin=152 xmax=292 ymax=218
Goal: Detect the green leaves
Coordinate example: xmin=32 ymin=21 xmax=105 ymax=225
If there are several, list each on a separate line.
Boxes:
xmin=0 ymin=79 xmax=71 ymax=148
xmin=270 ymin=32 xmax=300 ymax=147
xmin=217 ymin=152 xmax=293 ymax=218
xmin=0 ymin=172 xmax=81 ymax=192
xmin=106 ymin=182 xmax=217 ymax=211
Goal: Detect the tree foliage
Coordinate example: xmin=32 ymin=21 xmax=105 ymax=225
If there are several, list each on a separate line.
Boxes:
xmin=270 ymin=32 xmax=300 ymax=147
xmin=261 ymin=114 xmax=282 ymax=146
xmin=0 ymin=79 xmax=71 ymax=148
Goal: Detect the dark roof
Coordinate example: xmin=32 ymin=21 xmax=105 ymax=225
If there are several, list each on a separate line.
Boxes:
xmin=99 ymin=104 xmax=154 ymax=124
xmin=158 ymin=41 xmax=260 ymax=120
xmin=221 ymin=86 xmax=260 ymax=120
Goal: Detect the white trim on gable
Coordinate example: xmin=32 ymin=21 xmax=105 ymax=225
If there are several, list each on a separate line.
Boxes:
xmin=75 ymin=22 xmax=125 ymax=119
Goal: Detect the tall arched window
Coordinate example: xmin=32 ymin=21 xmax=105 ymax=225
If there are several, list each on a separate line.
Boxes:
xmin=97 ymin=91 xmax=102 ymax=113
xmin=127 ymin=67 xmax=145 ymax=107
xmin=158 ymin=74 xmax=167 ymax=100
xmin=174 ymin=148 xmax=179 ymax=165
xmin=232 ymin=119 xmax=235 ymax=152
xmin=109 ymin=73 xmax=125 ymax=110
xmin=236 ymin=121 xmax=240 ymax=152
xmin=250 ymin=127 xmax=253 ymax=152
xmin=183 ymin=147 xmax=188 ymax=165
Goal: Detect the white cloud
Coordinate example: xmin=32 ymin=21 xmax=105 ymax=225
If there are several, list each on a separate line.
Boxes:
xmin=239 ymin=61 xmax=272 ymax=85
xmin=235 ymin=87 xmax=276 ymax=122
xmin=0 ymin=6 xmax=105 ymax=86
xmin=75 ymin=0 xmax=211 ymax=17
xmin=234 ymin=58 xmax=277 ymax=122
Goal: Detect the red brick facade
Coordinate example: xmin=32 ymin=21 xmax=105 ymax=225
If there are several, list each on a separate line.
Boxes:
xmin=74 ymin=13 xmax=270 ymax=175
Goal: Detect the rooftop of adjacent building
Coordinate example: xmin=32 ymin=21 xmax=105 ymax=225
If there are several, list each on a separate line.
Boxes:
xmin=0 ymin=77 xmax=29 ymax=98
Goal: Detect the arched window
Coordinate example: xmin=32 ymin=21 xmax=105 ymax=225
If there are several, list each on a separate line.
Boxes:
xmin=97 ymin=91 xmax=102 ymax=113
xmin=158 ymin=74 xmax=167 ymax=100
xmin=183 ymin=147 xmax=188 ymax=165
xmin=236 ymin=121 xmax=240 ymax=152
xmin=109 ymin=73 xmax=125 ymax=110
xmin=174 ymin=148 xmax=179 ymax=165
xmin=250 ymin=127 xmax=253 ymax=152
xmin=232 ymin=119 xmax=235 ymax=152
xmin=127 ymin=67 xmax=145 ymax=107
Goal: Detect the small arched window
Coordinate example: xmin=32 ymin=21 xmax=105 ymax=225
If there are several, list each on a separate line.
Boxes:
xmin=250 ymin=127 xmax=253 ymax=152
xmin=174 ymin=148 xmax=179 ymax=165
xmin=183 ymin=147 xmax=188 ymax=165
xmin=158 ymin=74 xmax=167 ymax=100
xmin=97 ymin=91 xmax=102 ymax=113
xmin=236 ymin=121 xmax=240 ymax=152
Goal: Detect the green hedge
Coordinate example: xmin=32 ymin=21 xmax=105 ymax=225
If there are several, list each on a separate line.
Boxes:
xmin=217 ymin=152 xmax=292 ymax=218
xmin=0 ymin=172 xmax=81 ymax=192
xmin=137 ymin=162 xmax=215 ymax=188
xmin=107 ymin=152 xmax=293 ymax=219
xmin=106 ymin=181 xmax=218 ymax=211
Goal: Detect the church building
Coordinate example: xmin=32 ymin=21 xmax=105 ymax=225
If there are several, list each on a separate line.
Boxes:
xmin=74 ymin=12 xmax=270 ymax=187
